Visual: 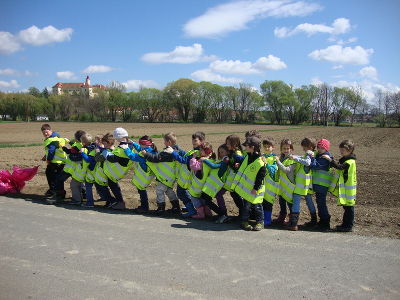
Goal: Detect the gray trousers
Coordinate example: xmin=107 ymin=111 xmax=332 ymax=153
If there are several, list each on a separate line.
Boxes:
xmin=70 ymin=178 xmax=83 ymax=202
xmin=155 ymin=182 xmax=178 ymax=204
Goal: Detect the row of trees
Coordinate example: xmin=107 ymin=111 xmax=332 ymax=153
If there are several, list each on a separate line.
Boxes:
xmin=0 ymin=79 xmax=399 ymax=126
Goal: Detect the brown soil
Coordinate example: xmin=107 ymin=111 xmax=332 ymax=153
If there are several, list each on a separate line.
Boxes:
xmin=1 ymin=122 xmax=399 ymax=238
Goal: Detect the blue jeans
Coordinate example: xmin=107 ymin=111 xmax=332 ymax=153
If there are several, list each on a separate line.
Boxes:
xmin=242 ymin=201 xmax=263 ymax=223
xmin=292 ymin=193 xmax=316 ymax=214
xmin=313 ymin=184 xmax=330 ymax=220
xmin=176 ymin=185 xmax=192 ymax=205
xmin=85 ymin=182 xmax=94 ymax=206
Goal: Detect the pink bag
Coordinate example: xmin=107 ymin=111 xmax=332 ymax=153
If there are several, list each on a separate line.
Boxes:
xmin=0 ymin=166 xmax=39 ymax=195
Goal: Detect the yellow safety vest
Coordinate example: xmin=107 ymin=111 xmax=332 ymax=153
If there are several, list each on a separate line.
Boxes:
xmin=202 ymin=161 xmax=227 ymax=198
xmin=232 ymin=155 xmax=265 ymax=204
xmin=63 ymin=142 xmax=84 ymax=179
xmin=293 ymin=155 xmax=313 ymax=196
xmin=188 ymin=160 xmax=213 ymax=198
xmin=263 ymin=155 xmax=279 ymax=205
xmin=103 ymin=147 xmax=133 ymax=183
xmin=224 ymin=150 xmax=243 ymax=192
xmin=147 ymin=157 xmax=177 ymax=188
xmin=278 ymin=158 xmax=295 ymax=204
xmin=131 ymin=153 xmax=155 ymax=190
xmin=334 ymin=159 xmax=357 ymax=206
xmin=176 ymin=149 xmax=198 ymax=189
xmin=44 ymin=136 xmax=67 ymax=164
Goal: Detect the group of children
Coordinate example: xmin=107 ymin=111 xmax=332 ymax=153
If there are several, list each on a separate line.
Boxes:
xmin=41 ymin=124 xmax=357 ymax=233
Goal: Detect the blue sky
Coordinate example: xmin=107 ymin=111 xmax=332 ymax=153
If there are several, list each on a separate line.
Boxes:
xmin=1 ymin=0 xmax=399 ymax=101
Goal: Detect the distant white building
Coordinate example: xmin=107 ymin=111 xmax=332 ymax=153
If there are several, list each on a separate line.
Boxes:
xmin=52 ymin=76 xmax=106 ymax=98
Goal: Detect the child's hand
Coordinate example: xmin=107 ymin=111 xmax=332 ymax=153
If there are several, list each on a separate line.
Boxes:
xmin=80 ymin=148 xmax=85 ymax=153
xmin=164 ymin=146 xmax=174 ymax=154
xmin=251 ymin=189 xmax=257 ymax=195
xmin=274 ymin=156 xmax=280 ymax=162
xmin=141 ymin=150 xmax=147 ymax=155
xmin=119 ymin=144 xmax=128 ymax=150
xmin=234 ymin=162 xmax=240 ymax=169
xmin=321 ymin=154 xmax=332 ymax=161
xmin=288 ymin=154 xmax=294 ymax=160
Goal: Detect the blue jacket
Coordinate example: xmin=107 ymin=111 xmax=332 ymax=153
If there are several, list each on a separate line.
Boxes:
xmin=81 ymin=143 xmax=98 ymax=170
xmin=310 ymin=151 xmax=332 ymax=171
xmin=124 ymin=146 xmax=155 ymax=172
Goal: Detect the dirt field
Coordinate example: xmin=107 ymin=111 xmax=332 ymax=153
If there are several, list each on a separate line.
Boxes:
xmin=1 ymin=122 xmax=399 ymax=239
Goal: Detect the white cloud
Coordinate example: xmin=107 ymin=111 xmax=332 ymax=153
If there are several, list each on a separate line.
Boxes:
xmin=56 ymin=71 xmax=77 ymax=80
xmin=332 ymin=65 xmax=343 ymax=70
xmin=82 ymin=65 xmax=114 ymax=73
xmin=0 ymin=32 xmax=22 ymax=55
xmin=183 ymin=0 xmax=321 ymax=38
xmin=0 ymin=79 xmax=20 ymax=89
xmin=359 ymin=66 xmax=378 ymax=81
xmin=122 ymin=80 xmax=160 ymax=91
xmin=18 ymin=25 xmax=73 ymax=46
xmin=0 ymin=68 xmax=35 ymax=76
xmin=310 ymin=77 xmax=323 ymax=86
xmin=141 ymin=43 xmax=217 ymax=64
xmin=328 ymin=36 xmax=358 ymax=45
xmin=309 ymin=45 xmax=373 ymax=65
xmin=0 ymin=25 xmax=73 ymax=55
xmin=191 ymin=69 xmax=243 ymax=84
xmin=209 ymin=55 xmax=287 ymax=75
xmin=275 ymin=17 xmax=351 ymax=38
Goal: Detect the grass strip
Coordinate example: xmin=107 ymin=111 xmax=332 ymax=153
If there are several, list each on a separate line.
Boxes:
xmin=0 ymin=143 xmax=42 ymax=149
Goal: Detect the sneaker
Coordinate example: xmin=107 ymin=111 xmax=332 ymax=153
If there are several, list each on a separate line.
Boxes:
xmin=215 ymin=215 xmax=229 ymax=224
xmin=44 ymin=189 xmax=53 ymax=197
xmin=81 ymin=203 xmax=94 ymax=208
xmin=335 ymin=225 xmax=353 ymax=232
xmin=111 ymin=201 xmax=126 ymax=210
xmin=69 ymin=200 xmax=82 ymax=206
xmin=169 ymin=207 xmax=181 ymax=215
xmin=46 ymin=198 xmax=57 ymax=205
xmin=241 ymin=221 xmax=253 ymax=231
xmin=253 ymin=223 xmax=263 ymax=231
xmin=135 ymin=206 xmax=149 ymax=214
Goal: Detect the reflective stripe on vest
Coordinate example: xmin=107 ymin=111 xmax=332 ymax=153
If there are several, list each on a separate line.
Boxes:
xmin=103 ymin=148 xmax=132 ymax=182
xmin=293 ymin=160 xmax=312 ymax=196
xmin=263 ymin=175 xmax=279 ymax=204
xmin=202 ymin=169 xmax=225 ymax=198
xmin=232 ymin=156 xmax=265 ymax=204
xmin=188 ymin=162 xmax=212 ymax=198
xmin=337 ymin=159 xmax=357 ymax=206
xmin=278 ymin=159 xmax=295 ymax=203
xmin=312 ymin=169 xmax=334 ymax=187
xmin=147 ymin=161 xmax=176 ymax=188
xmin=131 ymin=161 xmax=155 ymax=190
xmin=94 ymin=163 xmax=108 ymax=186
xmin=83 ymin=150 xmax=96 ymax=183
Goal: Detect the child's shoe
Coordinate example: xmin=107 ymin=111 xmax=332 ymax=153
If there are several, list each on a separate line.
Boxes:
xmin=335 ymin=224 xmax=353 ymax=232
xmin=253 ymin=223 xmax=263 ymax=231
xmin=169 ymin=200 xmax=181 ymax=215
xmin=81 ymin=202 xmax=94 ymax=208
xmin=192 ymin=206 xmax=205 ymax=219
xmin=69 ymin=200 xmax=82 ymax=205
xmin=111 ymin=201 xmax=126 ymax=210
xmin=154 ymin=202 xmax=166 ymax=215
xmin=181 ymin=201 xmax=197 ymax=218
xmin=215 ymin=215 xmax=230 ymax=224
xmin=44 ymin=189 xmax=53 ymax=197
xmin=316 ymin=217 xmax=331 ymax=232
xmin=287 ymin=213 xmax=299 ymax=231
xmin=302 ymin=213 xmax=318 ymax=228
xmin=241 ymin=221 xmax=253 ymax=231
xmin=135 ymin=206 xmax=149 ymax=214
xmin=271 ymin=213 xmax=287 ymax=226
xmin=203 ymin=205 xmax=213 ymax=217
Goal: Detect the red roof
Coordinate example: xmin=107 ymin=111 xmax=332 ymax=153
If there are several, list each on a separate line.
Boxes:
xmin=52 ymin=82 xmax=85 ymax=88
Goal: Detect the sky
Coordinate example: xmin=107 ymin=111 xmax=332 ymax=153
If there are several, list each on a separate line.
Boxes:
xmin=1 ymin=0 xmax=399 ymax=102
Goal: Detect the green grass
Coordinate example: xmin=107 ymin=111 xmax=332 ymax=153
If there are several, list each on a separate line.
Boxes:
xmin=0 ymin=143 xmax=42 ymax=149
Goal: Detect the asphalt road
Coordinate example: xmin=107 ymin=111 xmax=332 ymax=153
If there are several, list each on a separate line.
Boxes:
xmin=1 ymin=195 xmax=399 ymax=300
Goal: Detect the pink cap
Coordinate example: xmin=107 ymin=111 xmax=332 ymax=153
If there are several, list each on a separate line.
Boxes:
xmin=317 ymin=139 xmax=330 ymax=151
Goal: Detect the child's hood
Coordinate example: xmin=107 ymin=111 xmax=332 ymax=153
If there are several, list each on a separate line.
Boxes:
xmin=50 ymin=131 xmax=60 ymax=138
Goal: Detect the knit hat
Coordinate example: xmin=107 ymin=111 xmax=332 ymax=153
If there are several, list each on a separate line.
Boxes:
xmin=317 ymin=139 xmax=330 ymax=151
xmin=113 ymin=127 xmax=128 ymax=140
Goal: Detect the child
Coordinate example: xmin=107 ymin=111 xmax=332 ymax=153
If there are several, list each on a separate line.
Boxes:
xmin=232 ymin=136 xmax=266 ymax=231
xmin=40 ymin=124 xmax=68 ymax=198
xmin=174 ymin=132 xmax=206 ymax=216
xmin=48 ymin=130 xmax=86 ymax=204
xmin=273 ymin=139 xmax=296 ymax=226
xmin=261 ymin=137 xmax=278 ymax=227
xmin=100 ymin=127 xmax=134 ymax=210
xmin=80 ymin=134 xmax=99 ymax=208
xmin=245 ymin=130 xmax=262 ymax=140
xmin=309 ymin=139 xmax=333 ymax=231
xmin=201 ymin=144 xmax=230 ymax=223
xmin=185 ymin=142 xmax=215 ymax=219
xmin=322 ymin=140 xmax=357 ymax=232
xmin=120 ymin=135 xmax=157 ymax=213
xmin=286 ymin=137 xmax=316 ymax=230
xmin=224 ymin=134 xmax=245 ymax=219
xmin=142 ymin=132 xmax=182 ymax=214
